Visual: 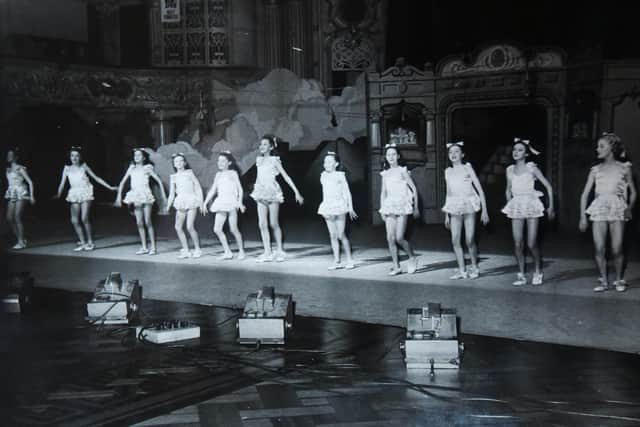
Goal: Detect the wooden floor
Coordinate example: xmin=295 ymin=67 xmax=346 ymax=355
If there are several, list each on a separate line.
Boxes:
xmin=3 ymin=287 xmax=640 ymax=427
xmin=7 ymin=231 xmax=640 ymax=353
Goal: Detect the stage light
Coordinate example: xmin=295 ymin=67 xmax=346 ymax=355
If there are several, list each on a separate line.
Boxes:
xmin=86 ymin=272 xmax=141 ymax=325
xmin=237 ymin=286 xmax=293 ymax=345
xmin=400 ymin=303 xmax=462 ymax=373
xmin=1 ymin=272 xmax=34 ymax=314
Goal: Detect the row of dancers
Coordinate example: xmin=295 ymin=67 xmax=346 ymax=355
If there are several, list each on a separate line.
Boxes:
xmin=4 ymin=133 xmax=637 ymax=292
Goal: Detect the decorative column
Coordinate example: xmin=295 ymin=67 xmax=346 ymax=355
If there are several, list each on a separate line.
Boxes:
xmin=148 ymin=0 xmax=163 ymax=65
xmin=263 ymin=0 xmax=284 ymax=69
xmin=95 ymin=1 xmax=121 ymax=66
xmin=150 ymin=110 xmax=174 ymax=147
xmin=368 ymin=111 xmax=382 ymax=148
xmin=285 ymin=0 xmax=306 ymax=76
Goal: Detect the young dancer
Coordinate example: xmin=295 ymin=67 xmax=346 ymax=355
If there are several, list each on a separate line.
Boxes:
xmin=55 ymin=146 xmax=116 ymax=251
xmin=203 ymin=151 xmax=246 ymax=260
xmin=442 ymin=141 xmax=489 ymax=279
xmin=502 ymin=138 xmax=554 ymax=286
xmin=165 ymin=153 xmax=203 ymax=258
xmin=580 ymin=132 xmax=636 ymax=292
xmin=379 ymin=143 xmax=419 ymax=276
xmin=317 ymin=151 xmax=357 ymax=270
xmin=115 ymin=148 xmax=167 ymax=255
xmin=250 ymin=134 xmax=303 ymax=262
xmin=5 ymin=148 xmax=35 ymax=249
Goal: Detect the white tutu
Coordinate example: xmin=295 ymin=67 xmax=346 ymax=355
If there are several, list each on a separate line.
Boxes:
xmin=173 ymin=193 xmax=200 ymax=210
xmin=210 ymin=198 xmax=241 ymax=213
xmin=502 ymin=192 xmax=544 ymax=219
xmin=66 ymin=185 xmax=94 ymax=203
xmin=586 ymin=194 xmax=628 ymax=222
xmin=250 ymin=182 xmax=283 ymax=204
xmin=123 ymin=189 xmax=155 ymax=205
xmin=442 ymin=195 xmax=481 ymax=216
xmin=5 ymin=186 xmax=29 ymax=201
xmin=379 ymin=196 xmax=413 ymax=217
xmin=318 ymin=200 xmax=349 ymax=217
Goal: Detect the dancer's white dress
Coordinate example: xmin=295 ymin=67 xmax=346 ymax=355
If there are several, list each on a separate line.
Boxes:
xmin=250 ymin=156 xmax=283 ymax=204
xmin=210 ymin=170 xmax=242 ymax=212
xmin=586 ymin=161 xmax=632 ymax=222
xmin=5 ymin=166 xmax=29 ymax=201
xmin=317 ymin=171 xmax=350 ymax=217
xmin=171 ymin=169 xmax=201 ymax=210
xmin=442 ymin=163 xmax=481 ymax=216
xmin=502 ymin=162 xmax=544 ymax=219
xmin=379 ymin=166 xmax=413 ymax=217
xmin=123 ymin=164 xmax=155 ymax=205
xmin=65 ymin=165 xmax=94 ymax=203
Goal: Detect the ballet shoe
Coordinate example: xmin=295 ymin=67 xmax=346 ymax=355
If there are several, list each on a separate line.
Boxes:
xmin=512 ymin=273 xmax=527 ymax=286
xmin=177 ymin=249 xmax=191 ymax=259
xmin=217 ymin=252 xmax=233 ymax=260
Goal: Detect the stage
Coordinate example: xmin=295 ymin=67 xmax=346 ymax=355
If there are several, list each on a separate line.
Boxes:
xmin=6 ymin=226 xmax=640 ymax=354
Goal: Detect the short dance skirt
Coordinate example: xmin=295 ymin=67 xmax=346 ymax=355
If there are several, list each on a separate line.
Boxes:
xmin=210 ymin=197 xmax=241 ymax=213
xmin=501 ymin=192 xmax=544 ymax=219
xmin=66 ymin=185 xmax=94 ymax=203
xmin=173 ymin=194 xmax=201 ymax=210
xmin=442 ymin=195 xmax=481 ymax=216
xmin=586 ymin=195 xmax=628 ymax=222
xmin=318 ymin=200 xmax=349 ymax=217
xmin=379 ymin=196 xmax=413 ymax=217
xmin=250 ymin=183 xmax=284 ymax=204
xmin=5 ymin=186 xmax=29 ymax=201
xmin=123 ymin=188 xmax=155 ymax=206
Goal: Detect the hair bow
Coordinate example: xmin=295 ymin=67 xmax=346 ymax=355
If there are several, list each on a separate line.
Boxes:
xmin=221 ymin=150 xmax=232 ymax=154
xmin=384 ymin=143 xmax=398 ymax=150
xmin=446 ymin=141 xmax=464 ymax=149
xmin=513 ymin=137 xmax=540 ymax=155
xmin=171 ymin=152 xmax=185 ymax=158
xmin=70 ymin=145 xmax=83 ymax=151
xmin=327 ymin=151 xmax=337 ymax=156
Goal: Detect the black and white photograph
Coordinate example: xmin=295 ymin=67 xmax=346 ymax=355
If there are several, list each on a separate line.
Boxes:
xmin=1 ymin=1 xmax=639 ymax=425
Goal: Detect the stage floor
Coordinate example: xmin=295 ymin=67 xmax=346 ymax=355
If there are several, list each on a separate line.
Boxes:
xmin=7 ymin=230 xmax=640 ymax=354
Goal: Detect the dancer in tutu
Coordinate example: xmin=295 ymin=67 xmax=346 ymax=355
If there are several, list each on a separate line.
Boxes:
xmin=55 ymin=146 xmax=116 ymax=251
xmin=379 ymin=143 xmax=419 ymax=276
xmin=580 ymin=132 xmax=636 ymax=292
xmin=165 ymin=153 xmax=203 ymax=258
xmin=5 ymin=148 xmax=35 ymax=249
xmin=317 ymin=151 xmax=357 ymax=270
xmin=442 ymin=141 xmax=489 ymax=279
xmin=250 ymin=134 xmax=303 ymax=262
xmin=115 ymin=148 xmax=167 ymax=255
xmin=502 ymin=138 xmax=554 ymax=286
xmin=203 ymin=151 xmax=246 ymax=260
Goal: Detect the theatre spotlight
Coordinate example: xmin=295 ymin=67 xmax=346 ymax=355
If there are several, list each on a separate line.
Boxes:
xmin=400 ymin=303 xmax=462 ymax=372
xmin=237 ymin=286 xmax=293 ymax=345
xmin=86 ymin=272 xmax=141 ymax=325
xmin=1 ymin=272 xmax=34 ymax=314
